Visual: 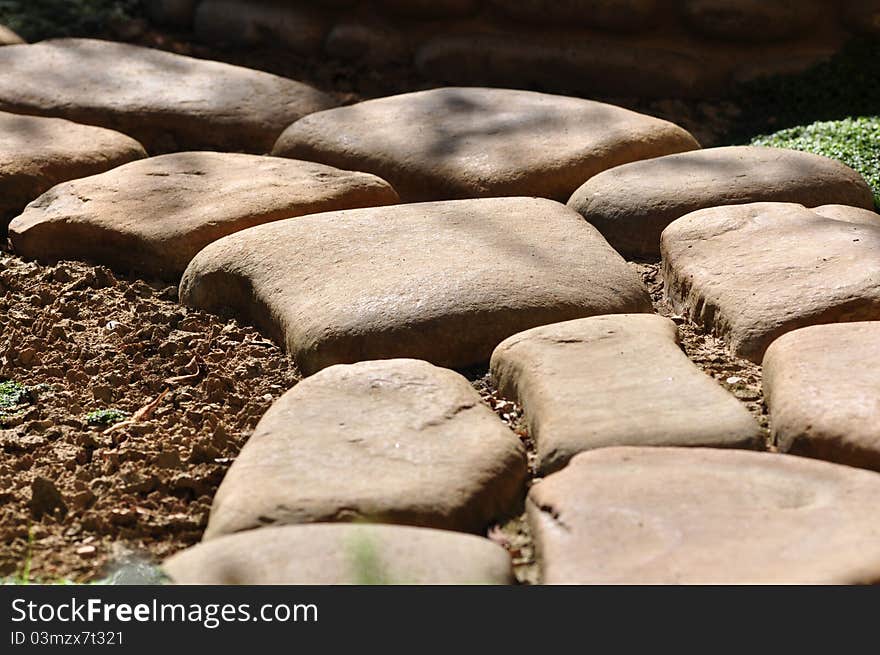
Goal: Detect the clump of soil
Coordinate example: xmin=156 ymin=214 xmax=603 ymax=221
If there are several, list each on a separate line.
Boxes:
xmin=0 ymin=253 xmax=300 ymax=581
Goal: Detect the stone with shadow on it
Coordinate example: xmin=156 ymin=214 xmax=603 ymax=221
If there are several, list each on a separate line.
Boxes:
xmin=528 ymin=447 xmax=880 ymax=584
xmin=179 ymin=197 xmax=652 ymax=375
xmin=0 ymin=111 xmax=146 ymax=230
xmin=568 ymin=146 xmax=875 ymax=258
xmin=202 ymin=359 xmax=528 ymax=539
xmin=491 ymin=314 xmax=762 ymax=475
xmin=661 ymin=202 xmax=880 ymax=363
xmin=763 ymin=321 xmax=880 ymax=471
xmin=164 ymin=523 xmax=514 ymax=585
xmin=9 ymin=152 xmax=398 ymax=281
xmin=0 ymin=38 xmax=335 ymax=153
xmin=272 ymin=87 xmax=700 ymax=202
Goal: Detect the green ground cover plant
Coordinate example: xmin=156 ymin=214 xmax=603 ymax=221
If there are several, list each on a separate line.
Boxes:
xmin=0 ymin=0 xmax=142 ymax=41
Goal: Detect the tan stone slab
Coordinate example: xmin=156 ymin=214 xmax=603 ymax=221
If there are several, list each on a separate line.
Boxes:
xmin=0 ymin=39 xmax=335 ymax=153
xmin=491 ymin=314 xmax=762 ymax=474
xmin=272 ymin=87 xmax=699 ymax=202
xmin=204 ymin=359 xmax=527 ymax=539
xmin=180 ymin=197 xmax=652 ymax=374
xmin=568 ymin=146 xmax=874 ymax=257
xmin=528 ymin=447 xmax=880 ymax=584
xmin=9 ymin=152 xmax=398 ymax=280
xmin=0 ymin=111 xmax=146 ymax=226
xmin=165 ymin=523 xmax=513 ymax=585
xmin=763 ymin=322 xmax=880 ymax=470
xmin=0 ymin=24 xmax=24 ymax=45
xmin=661 ymin=202 xmax=880 ymax=362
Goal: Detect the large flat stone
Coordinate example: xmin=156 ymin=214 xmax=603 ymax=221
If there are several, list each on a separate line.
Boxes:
xmin=568 ymin=146 xmax=875 ymax=257
xmin=0 ymin=111 xmax=146 ymax=229
xmin=272 ymin=87 xmax=699 ymax=202
xmin=681 ymin=0 xmax=822 ymax=41
xmin=0 ymin=24 xmax=24 ymax=45
xmin=487 ymin=0 xmax=660 ymax=32
xmin=9 ymin=152 xmax=398 ymax=281
xmin=763 ymin=322 xmax=880 ymax=470
xmin=0 ymin=39 xmax=335 ymax=153
xmin=491 ymin=314 xmax=761 ymax=474
xmin=165 ymin=523 xmax=513 ymax=585
xmin=204 ymin=359 xmax=527 ymax=539
xmin=180 ymin=197 xmax=652 ymax=374
xmin=661 ymin=202 xmax=880 ymax=362
xmin=528 ymin=447 xmax=880 ymax=584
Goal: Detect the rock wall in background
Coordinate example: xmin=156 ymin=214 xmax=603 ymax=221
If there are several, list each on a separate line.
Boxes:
xmin=148 ymin=0 xmax=880 ymax=98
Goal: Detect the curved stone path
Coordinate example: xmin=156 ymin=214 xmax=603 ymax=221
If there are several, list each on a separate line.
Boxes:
xmin=2 ymin=39 xmax=880 ymax=584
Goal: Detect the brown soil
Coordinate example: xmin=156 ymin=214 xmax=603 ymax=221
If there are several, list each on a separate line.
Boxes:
xmin=0 ymin=251 xmax=300 ymax=581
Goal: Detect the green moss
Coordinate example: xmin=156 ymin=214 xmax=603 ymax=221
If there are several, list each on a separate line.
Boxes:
xmin=85 ymin=408 xmax=130 ymax=425
xmin=0 ymin=380 xmax=28 ymax=411
xmin=751 ymin=116 xmax=880 ymax=209
xmin=0 ymin=0 xmax=143 ymax=41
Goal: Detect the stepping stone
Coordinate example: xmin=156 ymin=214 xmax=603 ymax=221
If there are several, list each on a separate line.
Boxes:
xmin=0 ymin=111 xmax=146 ymax=230
xmin=0 ymin=39 xmax=335 ymax=153
xmin=568 ymin=146 xmax=875 ymax=257
xmin=0 ymin=25 xmax=24 ymax=45
xmin=661 ymin=202 xmax=880 ymax=362
xmin=180 ymin=197 xmax=652 ymax=374
xmin=203 ymin=359 xmax=528 ymax=539
xmin=528 ymin=447 xmax=880 ymax=584
xmin=164 ymin=523 xmax=513 ymax=585
xmin=271 ymin=87 xmax=699 ymax=202
xmin=9 ymin=152 xmax=398 ymax=281
xmin=491 ymin=314 xmax=762 ymax=474
xmin=763 ymin=322 xmax=880 ymax=470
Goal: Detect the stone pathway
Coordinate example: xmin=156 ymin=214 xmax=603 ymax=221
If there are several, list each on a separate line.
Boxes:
xmin=271 ymin=87 xmax=699 ymax=201
xmin=179 ymin=197 xmax=651 ymax=374
xmin=2 ymin=40 xmax=880 ymax=584
xmin=203 ymin=359 xmax=527 ymax=539
xmin=0 ymin=39 xmax=335 ymax=153
xmin=763 ymin=322 xmax=880 ymax=470
xmin=9 ymin=152 xmax=398 ymax=280
xmin=568 ymin=145 xmax=875 ymax=257
xmin=491 ymin=314 xmax=762 ymax=475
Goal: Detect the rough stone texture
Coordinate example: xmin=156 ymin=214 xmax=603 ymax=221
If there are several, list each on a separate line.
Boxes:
xmin=0 ymin=39 xmax=335 ymax=153
xmin=272 ymin=87 xmax=700 ymax=202
xmin=680 ymin=0 xmax=823 ymax=41
xmin=325 ymin=21 xmax=409 ymax=64
xmin=203 ymin=359 xmax=528 ymax=539
xmin=145 ymin=0 xmax=198 ymax=27
xmin=0 ymin=24 xmax=24 ymax=45
xmin=491 ymin=314 xmax=762 ymax=474
xmin=0 ymin=111 xmax=146 ymax=231
xmin=194 ymin=0 xmax=327 ymax=54
xmin=180 ymin=197 xmax=652 ymax=375
xmin=165 ymin=523 xmax=514 ymax=585
xmin=415 ymin=35 xmax=714 ymax=100
xmin=528 ymin=447 xmax=880 ymax=584
xmin=763 ymin=322 xmax=880 ymax=470
xmin=488 ymin=0 xmax=660 ymax=31
xmin=661 ymin=202 xmax=880 ymax=362
xmin=568 ymin=146 xmax=875 ymax=258
xmin=9 ymin=152 xmax=398 ymax=281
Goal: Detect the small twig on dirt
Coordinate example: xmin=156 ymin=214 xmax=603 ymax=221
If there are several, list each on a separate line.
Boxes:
xmin=104 ymin=389 xmax=169 ymax=434
xmin=163 ymin=355 xmax=205 ymax=386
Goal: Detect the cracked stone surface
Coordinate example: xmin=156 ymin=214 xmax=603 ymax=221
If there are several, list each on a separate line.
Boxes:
xmin=491 ymin=314 xmax=762 ymax=474
xmin=0 ymin=111 xmax=146 ymax=229
xmin=568 ymin=146 xmax=875 ymax=257
xmin=0 ymin=39 xmax=335 ymax=153
xmin=180 ymin=197 xmax=652 ymax=375
xmin=165 ymin=523 xmax=514 ymax=584
xmin=9 ymin=152 xmax=398 ymax=281
xmin=272 ymin=86 xmax=699 ymax=202
xmin=528 ymin=447 xmax=880 ymax=584
xmin=203 ymin=359 xmax=528 ymax=539
xmin=763 ymin=322 xmax=880 ymax=470
xmin=661 ymin=202 xmax=880 ymax=362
